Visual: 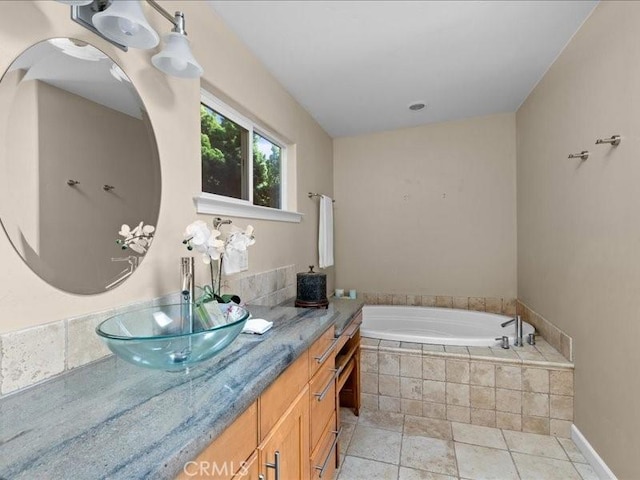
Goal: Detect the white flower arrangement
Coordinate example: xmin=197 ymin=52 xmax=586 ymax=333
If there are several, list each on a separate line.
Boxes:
xmin=116 ymin=222 xmax=155 ymax=254
xmin=183 ymin=218 xmax=255 ymax=302
xmin=183 ymin=220 xmax=255 ymax=264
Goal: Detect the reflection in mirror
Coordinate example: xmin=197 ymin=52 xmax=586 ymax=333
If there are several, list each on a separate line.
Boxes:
xmin=0 ymin=38 xmax=161 ymax=294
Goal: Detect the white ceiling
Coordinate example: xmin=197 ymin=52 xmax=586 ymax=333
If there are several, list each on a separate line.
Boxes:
xmin=10 ymin=39 xmax=143 ymax=120
xmin=209 ymin=0 xmax=597 ymax=138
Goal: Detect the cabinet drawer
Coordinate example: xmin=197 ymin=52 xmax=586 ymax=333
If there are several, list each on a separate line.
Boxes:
xmin=309 ymin=362 xmax=337 ymax=450
xmin=336 ymin=311 xmax=362 ymax=352
xmin=259 ymin=352 xmax=308 ymax=441
xmin=310 ymin=412 xmax=338 ymax=480
xmin=308 ymin=327 xmax=337 ymax=379
xmin=177 ymin=402 xmax=258 ymax=480
xmin=343 ymin=311 xmax=362 ymax=339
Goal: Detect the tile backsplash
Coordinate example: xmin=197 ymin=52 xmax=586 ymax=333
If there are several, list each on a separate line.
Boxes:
xmin=362 ymin=293 xmax=517 ymax=316
xmin=517 ymin=300 xmax=573 ymax=361
xmin=0 ymin=264 xmax=297 ymax=397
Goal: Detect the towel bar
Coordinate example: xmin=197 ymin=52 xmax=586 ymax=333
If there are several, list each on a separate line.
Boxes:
xmin=308 ymin=192 xmax=335 ymax=203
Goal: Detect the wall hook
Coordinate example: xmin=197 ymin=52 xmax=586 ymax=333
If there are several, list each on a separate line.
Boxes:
xmin=67 ymin=179 xmax=80 ymax=186
xmin=103 ymin=185 xmax=115 ymax=192
xmin=568 ymin=151 xmax=589 ymax=161
xmin=595 ymin=135 xmax=621 ymax=146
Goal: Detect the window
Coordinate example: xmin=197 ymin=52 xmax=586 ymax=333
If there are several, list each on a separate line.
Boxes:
xmin=200 ymin=91 xmax=285 ymax=210
xmin=201 ymin=104 xmax=248 ymax=200
xmin=253 ymin=132 xmax=281 ymax=209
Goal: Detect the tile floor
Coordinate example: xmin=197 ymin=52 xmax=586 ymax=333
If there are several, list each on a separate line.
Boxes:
xmin=336 ymin=408 xmax=598 ymax=480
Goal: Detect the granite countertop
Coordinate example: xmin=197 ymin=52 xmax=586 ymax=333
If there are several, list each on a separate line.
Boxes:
xmin=279 ymin=296 xmax=363 ymax=337
xmin=0 ymin=299 xmax=363 ymax=480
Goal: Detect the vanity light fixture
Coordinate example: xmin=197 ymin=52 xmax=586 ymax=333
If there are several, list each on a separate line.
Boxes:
xmin=150 ymin=11 xmax=204 ymax=78
xmin=92 ymin=0 xmax=159 ymax=49
xmin=57 ymin=0 xmax=94 ymax=5
xmin=56 ymin=0 xmax=203 ymax=78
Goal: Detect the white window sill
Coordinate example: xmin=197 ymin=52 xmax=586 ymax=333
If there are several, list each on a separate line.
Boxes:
xmin=194 ymin=193 xmax=303 ymax=223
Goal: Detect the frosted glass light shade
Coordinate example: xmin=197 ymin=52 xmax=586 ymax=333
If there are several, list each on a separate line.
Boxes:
xmin=56 ymin=0 xmax=94 ymax=5
xmin=151 ymin=33 xmax=203 ymax=78
xmin=92 ymin=0 xmax=159 ymax=49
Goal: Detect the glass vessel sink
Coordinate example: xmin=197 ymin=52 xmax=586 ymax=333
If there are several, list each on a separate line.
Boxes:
xmin=96 ymin=303 xmax=250 ymax=371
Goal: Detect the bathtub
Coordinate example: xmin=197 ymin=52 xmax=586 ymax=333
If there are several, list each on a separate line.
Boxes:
xmin=361 ymin=305 xmax=534 ymax=347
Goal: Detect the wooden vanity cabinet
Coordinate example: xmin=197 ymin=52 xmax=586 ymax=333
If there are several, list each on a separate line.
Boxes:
xmin=336 ymin=310 xmax=362 ymax=415
xmin=176 ymin=324 xmax=340 ymax=480
xmin=231 ymin=452 xmax=259 ymax=480
xmin=335 ymin=309 xmax=362 ymax=467
xmin=259 ymin=352 xmax=308 ymax=441
xmin=308 ymin=327 xmax=339 ymax=479
xmin=310 ymin=411 xmax=338 ymax=480
xmin=176 ymin=402 xmax=258 ymax=480
xmin=259 ymin=386 xmax=310 ymax=480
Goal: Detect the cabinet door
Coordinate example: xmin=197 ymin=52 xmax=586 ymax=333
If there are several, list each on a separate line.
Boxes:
xmin=259 ymin=386 xmax=310 ymax=480
xmin=259 ymin=352 xmax=308 ymax=441
xmin=177 ymin=402 xmax=258 ymax=480
xmin=232 ymin=452 xmax=259 ymax=480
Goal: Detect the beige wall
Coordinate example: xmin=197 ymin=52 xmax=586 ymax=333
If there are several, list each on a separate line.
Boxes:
xmin=517 ymin=2 xmax=640 ymax=477
xmin=333 ymin=113 xmax=517 ymax=298
xmin=0 ymin=70 xmax=39 ymax=254
xmin=0 ymin=1 xmax=333 ymax=333
xmin=35 ymin=81 xmax=159 ymax=293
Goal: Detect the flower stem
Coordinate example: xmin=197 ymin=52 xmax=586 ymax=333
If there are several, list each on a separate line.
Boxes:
xmin=217 ymin=257 xmax=223 ymax=296
xmin=209 ymin=261 xmax=215 ymax=296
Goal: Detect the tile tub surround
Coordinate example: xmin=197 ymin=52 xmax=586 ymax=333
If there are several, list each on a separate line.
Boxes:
xmin=517 ymin=300 xmax=573 ymax=361
xmin=0 ymin=265 xmax=296 ymax=397
xmin=0 ymin=300 xmax=363 ymax=479
xmin=361 ymin=338 xmax=574 ymax=438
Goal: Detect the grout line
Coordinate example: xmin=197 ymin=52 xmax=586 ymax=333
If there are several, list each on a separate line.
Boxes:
xmin=557 ymin=437 xmax=584 ymax=464
xmin=568 ymin=458 xmax=588 ymax=480
xmin=399 ymin=412 xmax=405 ymax=478
xmin=550 ymin=434 xmax=570 ymax=461
xmin=342 ymin=453 xmax=401 ymax=467
xmin=501 ymin=427 xmax=523 ymax=479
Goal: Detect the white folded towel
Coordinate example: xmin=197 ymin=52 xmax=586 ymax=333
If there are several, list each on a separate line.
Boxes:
xmin=318 ymin=195 xmax=334 ymax=268
xmin=223 ymin=249 xmax=248 ymax=275
xmin=242 ymin=318 xmax=273 ymax=335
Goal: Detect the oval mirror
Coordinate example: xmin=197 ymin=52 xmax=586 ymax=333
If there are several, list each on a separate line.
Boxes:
xmin=0 ymin=38 xmax=161 ymax=294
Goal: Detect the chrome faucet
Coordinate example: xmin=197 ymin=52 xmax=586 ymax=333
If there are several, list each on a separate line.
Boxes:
xmin=180 ymin=257 xmax=195 ymax=334
xmin=501 ymin=315 xmax=523 ymax=347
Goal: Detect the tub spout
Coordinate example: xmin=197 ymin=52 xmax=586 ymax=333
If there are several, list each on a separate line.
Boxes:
xmin=501 ymin=315 xmax=523 ymax=347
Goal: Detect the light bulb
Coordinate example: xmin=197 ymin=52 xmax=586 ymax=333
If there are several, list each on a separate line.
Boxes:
xmin=170 ymin=57 xmax=188 ymax=72
xmin=118 ymin=17 xmax=140 ymax=37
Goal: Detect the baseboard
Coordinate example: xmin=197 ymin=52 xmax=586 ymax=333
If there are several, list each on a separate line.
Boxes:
xmin=571 ymin=424 xmax=618 ymax=480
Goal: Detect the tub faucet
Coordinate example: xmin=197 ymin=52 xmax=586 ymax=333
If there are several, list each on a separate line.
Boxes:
xmin=180 ymin=257 xmax=195 ymax=334
xmin=501 ymin=315 xmax=523 ymax=347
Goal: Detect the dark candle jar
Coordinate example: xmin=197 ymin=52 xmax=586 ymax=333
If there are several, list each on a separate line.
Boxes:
xmin=295 ymin=266 xmax=329 ymax=308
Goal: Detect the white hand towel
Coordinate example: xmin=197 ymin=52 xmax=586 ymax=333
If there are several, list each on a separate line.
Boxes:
xmin=222 ymin=249 xmax=248 ymax=275
xmin=318 ymin=195 xmax=334 ymax=268
xmin=242 ymin=318 xmax=273 ymax=335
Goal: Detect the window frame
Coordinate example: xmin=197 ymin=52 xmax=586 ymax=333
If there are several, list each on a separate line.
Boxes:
xmin=196 ymin=90 xmax=301 ymax=223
